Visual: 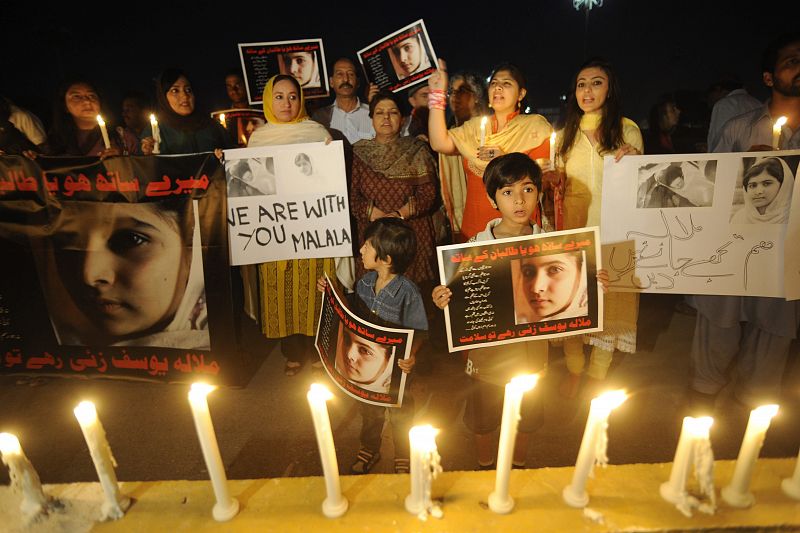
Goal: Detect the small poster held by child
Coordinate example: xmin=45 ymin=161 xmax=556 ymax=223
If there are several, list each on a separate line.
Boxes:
xmin=437 ymin=228 xmax=604 ymax=352
xmin=315 ymin=273 xmax=414 ymax=407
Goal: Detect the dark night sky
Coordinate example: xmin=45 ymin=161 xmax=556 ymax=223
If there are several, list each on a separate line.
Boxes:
xmin=3 ymin=1 xmax=799 ymax=129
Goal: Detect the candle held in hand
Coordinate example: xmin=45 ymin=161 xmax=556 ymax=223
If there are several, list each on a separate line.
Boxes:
xmin=149 ymin=114 xmax=161 ymax=154
xmin=549 ymin=131 xmax=556 ymax=169
xmin=479 ymin=116 xmax=488 ymax=147
xmin=307 ymin=383 xmax=348 ymax=518
xmin=772 ymin=116 xmax=787 ymax=149
xmin=96 ymin=115 xmax=111 ymax=150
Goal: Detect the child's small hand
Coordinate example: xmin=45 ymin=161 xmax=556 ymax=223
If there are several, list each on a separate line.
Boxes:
xmin=398 ymin=353 xmax=415 ymax=373
xmin=597 ymin=269 xmax=610 ymax=293
xmin=432 ymin=285 xmax=452 ymax=309
xmin=316 ymin=276 xmax=327 ymax=293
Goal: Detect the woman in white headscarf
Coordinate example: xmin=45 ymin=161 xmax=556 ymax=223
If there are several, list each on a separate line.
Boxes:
xmin=731 ymin=157 xmax=794 ymax=224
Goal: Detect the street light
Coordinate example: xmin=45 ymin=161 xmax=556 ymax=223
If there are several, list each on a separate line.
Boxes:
xmin=573 ymin=0 xmax=604 ymax=58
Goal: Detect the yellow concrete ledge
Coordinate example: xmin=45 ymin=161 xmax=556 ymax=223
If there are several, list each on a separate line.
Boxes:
xmin=2 ymin=459 xmax=798 ymax=532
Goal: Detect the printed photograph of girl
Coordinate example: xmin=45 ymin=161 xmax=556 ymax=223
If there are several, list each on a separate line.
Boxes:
xmin=730 ymin=156 xmax=797 ymax=224
xmin=388 ymin=32 xmax=431 ymax=81
xmin=511 ymin=250 xmax=588 ymax=325
xmin=334 ymin=321 xmax=395 ymax=394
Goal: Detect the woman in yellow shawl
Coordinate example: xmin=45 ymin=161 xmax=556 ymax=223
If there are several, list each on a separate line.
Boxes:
xmin=427 ymin=60 xmax=552 ymax=241
xmin=246 ymin=74 xmax=336 ymax=376
xmin=552 ymin=57 xmax=643 ymax=398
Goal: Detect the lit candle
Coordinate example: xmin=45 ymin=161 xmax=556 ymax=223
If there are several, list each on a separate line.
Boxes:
xmin=562 ymin=390 xmax=627 ymax=508
xmin=187 ymin=383 xmax=240 ymax=522
xmin=149 ymin=114 xmax=161 ymax=154
xmin=488 ymin=374 xmax=538 ymax=514
xmin=0 ymin=433 xmax=49 ymax=518
xmin=781 ymin=446 xmax=800 ymax=500
xmin=772 ymin=116 xmax=787 ymax=149
xmin=73 ymin=401 xmax=130 ymax=520
xmin=721 ymin=404 xmax=779 ymax=508
xmin=479 ymin=116 xmax=488 ymax=147
xmin=306 ymin=383 xmax=348 ymax=518
xmin=659 ymin=416 xmax=715 ymax=516
xmin=549 ymin=131 xmax=556 ymax=169
xmin=405 ymin=425 xmax=443 ymax=518
xmin=219 ymin=113 xmax=227 ymax=128
xmin=96 ymin=115 xmax=111 ymax=150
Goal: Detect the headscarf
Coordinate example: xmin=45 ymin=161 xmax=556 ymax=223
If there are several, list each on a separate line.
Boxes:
xmin=154 ymin=68 xmax=214 ymax=132
xmin=353 ymin=135 xmax=435 ymax=183
xmin=731 ymin=156 xmax=794 ymax=224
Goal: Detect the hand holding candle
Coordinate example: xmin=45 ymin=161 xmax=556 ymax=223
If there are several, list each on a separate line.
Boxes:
xmin=405 ymin=425 xmax=443 ymax=519
xmin=149 ymin=114 xmax=161 ymax=154
xmin=187 ymin=383 xmax=240 ymax=522
xmin=307 ymin=383 xmax=348 ymax=518
xmin=479 ymin=116 xmax=488 ymax=147
xmin=772 ymin=116 xmax=787 ymax=150
xmin=562 ymin=390 xmax=627 ymax=508
xmin=219 ymin=113 xmax=227 ymax=129
xmin=74 ymin=401 xmax=130 ymax=520
xmin=489 ymin=374 xmax=538 ymax=514
xmin=0 ymin=433 xmax=50 ymax=518
xmin=721 ymin=404 xmax=779 ymax=508
xmin=96 ymin=115 xmax=111 ymax=150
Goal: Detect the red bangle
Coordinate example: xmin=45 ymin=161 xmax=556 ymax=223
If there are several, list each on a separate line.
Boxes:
xmin=428 ymin=89 xmax=446 ymax=110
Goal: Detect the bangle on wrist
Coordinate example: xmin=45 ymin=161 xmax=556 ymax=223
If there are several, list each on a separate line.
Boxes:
xmin=428 ymin=89 xmax=446 ymax=111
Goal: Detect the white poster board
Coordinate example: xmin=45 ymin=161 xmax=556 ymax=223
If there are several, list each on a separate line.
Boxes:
xmin=601 ymin=150 xmax=800 ymax=298
xmin=224 ymin=141 xmax=352 ymax=265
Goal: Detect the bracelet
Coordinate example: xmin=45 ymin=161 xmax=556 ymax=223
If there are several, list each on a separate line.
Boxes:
xmin=366 ymin=201 xmax=374 ymax=220
xmin=428 ymin=89 xmax=446 ymax=110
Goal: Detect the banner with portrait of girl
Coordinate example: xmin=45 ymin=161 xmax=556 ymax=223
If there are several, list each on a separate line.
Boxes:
xmin=315 ymin=273 xmax=414 ymax=407
xmin=437 ymin=228 xmax=603 ymax=352
xmin=0 ymin=153 xmax=245 ymax=385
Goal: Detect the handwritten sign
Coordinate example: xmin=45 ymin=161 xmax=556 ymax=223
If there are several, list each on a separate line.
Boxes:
xmin=315 ymin=274 xmax=413 ymax=407
xmin=224 ymin=141 xmax=352 ymax=265
xmin=437 ymin=228 xmax=602 ymax=352
xmin=601 ymin=151 xmax=800 ymax=297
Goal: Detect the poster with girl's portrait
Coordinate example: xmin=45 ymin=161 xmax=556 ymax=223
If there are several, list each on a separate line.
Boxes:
xmin=238 ymin=38 xmax=329 ymax=103
xmin=315 ymin=274 xmax=413 ymax=407
xmin=357 ymin=20 xmax=438 ymax=93
xmin=437 ymin=228 xmax=602 ymax=352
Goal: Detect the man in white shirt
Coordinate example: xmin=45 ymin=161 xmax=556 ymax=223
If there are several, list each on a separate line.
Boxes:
xmin=312 ymin=58 xmax=375 ymax=144
xmin=706 ymin=81 xmax=761 ymax=152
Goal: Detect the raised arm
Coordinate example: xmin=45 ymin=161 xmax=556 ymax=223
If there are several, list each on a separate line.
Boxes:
xmin=427 ymin=59 xmax=458 ymax=156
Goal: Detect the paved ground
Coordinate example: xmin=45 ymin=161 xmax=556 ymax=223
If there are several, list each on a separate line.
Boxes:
xmin=0 ymin=294 xmax=798 ymax=485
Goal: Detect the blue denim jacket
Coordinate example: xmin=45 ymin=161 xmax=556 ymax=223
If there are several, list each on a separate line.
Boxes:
xmin=356 ymin=272 xmax=428 ymax=331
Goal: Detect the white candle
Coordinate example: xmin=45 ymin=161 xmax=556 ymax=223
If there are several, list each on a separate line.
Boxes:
xmin=187 ymin=383 xmax=240 ymax=522
xmin=479 ymin=116 xmax=488 ymax=147
xmin=0 ymin=433 xmax=49 ymax=518
xmin=772 ymin=116 xmax=787 ymax=149
xmin=549 ymin=131 xmax=556 ymax=169
xmin=306 ymin=383 xmax=348 ymax=518
xmin=721 ymin=404 xmax=779 ymax=508
xmin=149 ymin=114 xmax=161 ymax=154
xmin=781 ymin=446 xmax=800 ymax=500
xmin=219 ymin=113 xmax=227 ymax=128
xmin=660 ymin=416 xmax=714 ymax=515
xmin=488 ymin=374 xmax=538 ymax=514
xmin=405 ymin=425 xmax=443 ymax=518
xmin=562 ymin=390 xmax=627 ymax=508
xmin=73 ymin=401 xmax=130 ymax=520
xmin=96 ymin=115 xmax=111 ymax=150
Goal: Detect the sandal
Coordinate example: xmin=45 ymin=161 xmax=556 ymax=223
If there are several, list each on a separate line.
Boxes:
xmin=394 ymin=458 xmax=410 ymax=474
xmin=284 ymin=360 xmax=303 ymax=377
xmin=350 ymin=448 xmax=381 ymax=475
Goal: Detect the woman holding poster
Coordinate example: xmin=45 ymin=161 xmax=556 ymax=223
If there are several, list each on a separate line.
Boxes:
xmin=246 ymin=74 xmax=337 ymax=376
xmin=427 ymin=60 xmax=552 ymax=241
xmin=552 ymin=57 xmax=643 ymax=398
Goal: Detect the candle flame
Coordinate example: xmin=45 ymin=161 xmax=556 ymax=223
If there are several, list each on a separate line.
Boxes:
xmin=96 ymin=115 xmax=106 ymax=127
xmin=149 ymin=114 xmax=158 ymax=125
xmin=775 ymin=116 xmax=788 ymax=128
xmin=189 ymin=383 xmax=216 ymax=403
xmin=0 ymin=432 xmax=21 ymax=455
xmin=685 ymin=416 xmax=714 ymax=437
xmin=550 ymin=132 xmax=557 ymax=142
xmin=74 ymin=401 xmax=98 ymax=425
xmin=480 ymin=116 xmax=488 ymax=128
xmin=219 ymin=113 xmax=226 ymax=126
xmin=592 ymin=389 xmax=627 ymax=411
xmin=308 ymin=382 xmax=333 ymax=403
xmin=510 ymin=373 xmax=538 ymax=392
xmin=751 ymin=404 xmax=779 ymax=424
xmin=409 ymin=424 xmax=439 ymax=451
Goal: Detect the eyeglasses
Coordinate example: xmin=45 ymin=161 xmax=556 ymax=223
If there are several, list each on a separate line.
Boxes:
xmin=67 ymin=93 xmax=99 ymax=103
xmin=448 ymin=87 xmax=474 ymax=97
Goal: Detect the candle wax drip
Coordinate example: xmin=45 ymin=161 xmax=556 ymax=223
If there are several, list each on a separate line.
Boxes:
xmin=590 ymin=420 xmax=610 ymax=479
xmin=674 ymin=437 xmax=716 ymax=517
xmin=417 ymin=449 xmax=443 ymax=520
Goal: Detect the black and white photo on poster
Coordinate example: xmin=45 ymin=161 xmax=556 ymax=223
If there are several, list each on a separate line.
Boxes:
xmin=636 ymin=160 xmax=716 ymax=209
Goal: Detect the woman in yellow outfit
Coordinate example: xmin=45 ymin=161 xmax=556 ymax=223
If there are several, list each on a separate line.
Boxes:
xmin=551 ymin=57 xmax=643 ymax=397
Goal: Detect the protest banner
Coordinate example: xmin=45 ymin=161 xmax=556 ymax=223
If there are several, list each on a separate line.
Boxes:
xmin=601 ymin=150 xmax=800 ymax=297
xmin=224 ymin=141 xmax=352 ymax=265
xmin=437 ymin=228 xmax=602 ymax=352
xmin=315 ymin=274 xmax=413 ymax=407
xmin=357 ymin=19 xmax=437 ymax=93
xmin=0 ymin=153 xmax=244 ymax=385
xmin=238 ymin=38 xmax=329 ymax=104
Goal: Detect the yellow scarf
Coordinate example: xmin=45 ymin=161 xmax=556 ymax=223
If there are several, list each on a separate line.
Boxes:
xmin=579 ymin=113 xmax=602 ymax=130
xmin=261 ymin=76 xmax=309 ymax=124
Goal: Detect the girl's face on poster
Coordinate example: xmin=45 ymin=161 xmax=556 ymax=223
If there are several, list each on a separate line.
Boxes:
xmin=52 ymin=202 xmax=189 ymax=342
xmin=340 ymin=329 xmax=390 ymax=385
xmin=65 ymin=83 xmax=101 ymax=122
xmin=287 ymin=52 xmax=315 ymax=86
xmin=393 ymin=36 xmax=422 ymax=77
xmin=517 ymin=253 xmax=581 ymax=321
xmin=271 ymin=79 xmax=301 ymax=123
xmin=167 ymin=76 xmax=195 ymax=116
xmin=489 ymin=70 xmax=525 ymax=115
xmin=746 ymin=170 xmax=781 ymax=213
xmin=575 ymin=67 xmax=609 ymax=115
xmin=372 ymin=98 xmax=402 ymax=140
